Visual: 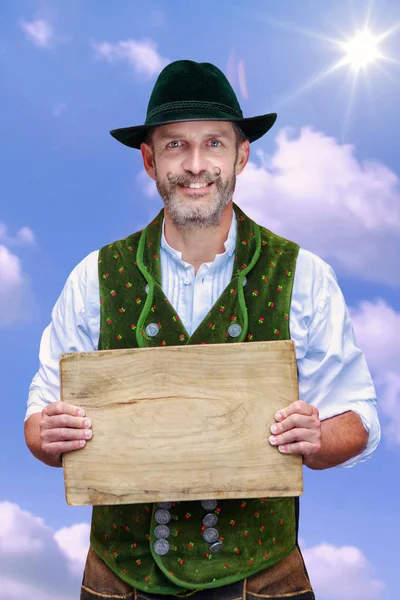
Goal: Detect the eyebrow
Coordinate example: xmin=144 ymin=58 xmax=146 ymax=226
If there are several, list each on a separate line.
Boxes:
xmin=157 ymin=131 xmax=231 ymax=141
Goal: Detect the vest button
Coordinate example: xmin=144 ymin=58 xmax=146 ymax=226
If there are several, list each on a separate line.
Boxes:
xmin=154 ymin=524 xmax=170 ymax=540
xmin=154 ymin=539 xmax=170 ymax=556
xmin=146 ymin=323 xmax=159 ymax=337
xmin=154 ymin=509 xmax=170 ymax=525
xmin=201 ymin=500 xmax=218 ymax=511
xmin=202 ymin=527 xmax=219 ymax=543
xmin=209 ymin=541 xmax=225 ymax=553
xmin=157 ymin=502 xmax=172 ymax=509
xmin=228 ymin=323 xmax=242 ymax=338
xmin=203 ymin=513 xmax=218 ymax=527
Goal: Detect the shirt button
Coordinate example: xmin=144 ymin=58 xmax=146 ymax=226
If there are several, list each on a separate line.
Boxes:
xmin=145 ymin=323 xmax=159 ymax=338
xmin=184 ymin=279 xmax=191 ymax=285
xmin=228 ymin=323 xmax=242 ymax=338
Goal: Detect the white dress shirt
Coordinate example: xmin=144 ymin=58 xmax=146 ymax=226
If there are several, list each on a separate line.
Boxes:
xmin=25 ymin=210 xmax=380 ymax=468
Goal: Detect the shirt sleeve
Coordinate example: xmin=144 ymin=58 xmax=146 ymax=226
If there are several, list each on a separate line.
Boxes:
xmin=293 ymin=251 xmax=381 ymax=468
xmin=25 ymin=250 xmax=100 ymax=421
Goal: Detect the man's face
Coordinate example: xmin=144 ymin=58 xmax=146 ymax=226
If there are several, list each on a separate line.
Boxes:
xmin=141 ymin=121 xmax=249 ymax=230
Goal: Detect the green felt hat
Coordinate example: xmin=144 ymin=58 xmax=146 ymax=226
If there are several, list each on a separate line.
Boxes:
xmin=110 ymin=60 xmax=277 ymax=149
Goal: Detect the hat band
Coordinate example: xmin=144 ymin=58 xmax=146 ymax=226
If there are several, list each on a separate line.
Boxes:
xmin=146 ymin=100 xmax=243 ymax=121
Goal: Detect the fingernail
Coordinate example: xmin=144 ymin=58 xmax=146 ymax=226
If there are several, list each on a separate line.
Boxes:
xmin=269 ymin=436 xmax=277 ymax=445
xmin=275 ymin=413 xmax=282 ymax=421
xmin=85 ymin=429 xmax=92 ymax=439
xmin=78 ymin=409 xmax=85 ymax=417
xmin=278 ymin=445 xmax=286 ymax=452
xmin=80 ymin=440 xmax=86 ymax=447
xmin=270 ymin=424 xmax=278 ymax=434
xmin=84 ymin=419 xmax=91 ymax=428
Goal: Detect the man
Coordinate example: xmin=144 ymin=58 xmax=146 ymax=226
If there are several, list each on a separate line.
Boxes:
xmin=24 ymin=60 xmax=380 ymax=600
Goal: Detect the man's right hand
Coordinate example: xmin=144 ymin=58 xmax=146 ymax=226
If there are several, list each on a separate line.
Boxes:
xmin=38 ymin=401 xmax=93 ymax=467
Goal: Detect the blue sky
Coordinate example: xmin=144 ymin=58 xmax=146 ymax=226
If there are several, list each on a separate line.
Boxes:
xmin=1 ymin=1 xmax=399 ymax=599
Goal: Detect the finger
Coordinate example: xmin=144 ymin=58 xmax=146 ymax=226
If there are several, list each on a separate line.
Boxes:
xmin=275 ymin=401 xmax=317 ymax=422
xmin=42 ymin=402 xmax=86 ymax=418
xmin=270 ymin=413 xmax=317 ymax=435
xmin=42 ymin=412 xmax=91 ymax=431
xmin=276 ymin=440 xmax=318 ymax=456
xmin=269 ymin=427 xmax=318 ymax=448
xmin=42 ymin=439 xmax=89 ymax=457
xmin=44 ymin=426 xmax=93 ymax=443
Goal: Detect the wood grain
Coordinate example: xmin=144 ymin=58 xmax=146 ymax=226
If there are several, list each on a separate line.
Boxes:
xmin=60 ymin=340 xmax=303 ymax=506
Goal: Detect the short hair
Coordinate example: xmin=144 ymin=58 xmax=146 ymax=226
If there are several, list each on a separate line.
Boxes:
xmin=143 ymin=122 xmax=248 ymax=148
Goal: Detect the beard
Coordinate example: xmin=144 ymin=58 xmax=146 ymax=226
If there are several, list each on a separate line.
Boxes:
xmin=155 ymin=160 xmax=237 ymax=230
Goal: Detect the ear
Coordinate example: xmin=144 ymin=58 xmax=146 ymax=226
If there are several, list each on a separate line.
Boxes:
xmin=235 ymin=140 xmax=250 ymax=176
xmin=140 ymin=142 xmax=156 ymax=181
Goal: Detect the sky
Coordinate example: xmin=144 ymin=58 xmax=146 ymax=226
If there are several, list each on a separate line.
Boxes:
xmin=1 ymin=0 xmax=400 ymax=598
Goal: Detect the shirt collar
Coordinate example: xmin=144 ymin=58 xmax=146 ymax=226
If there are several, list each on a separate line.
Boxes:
xmin=160 ymin=209 xmax=237 ymax=270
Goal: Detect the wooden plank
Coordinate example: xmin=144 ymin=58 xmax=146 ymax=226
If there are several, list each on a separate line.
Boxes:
xmin=60 ymin=340 xmax=303 ymax=506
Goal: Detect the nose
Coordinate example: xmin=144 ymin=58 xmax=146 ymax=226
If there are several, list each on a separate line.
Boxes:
xmin=181 ymin=146 xmax=210 ymax=176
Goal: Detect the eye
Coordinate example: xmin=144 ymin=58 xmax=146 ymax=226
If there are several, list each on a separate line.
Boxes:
xmin=209 ymin=140 xmax=222 ymax=147
xmin=167 ymin=140 xmax=182 ymax=148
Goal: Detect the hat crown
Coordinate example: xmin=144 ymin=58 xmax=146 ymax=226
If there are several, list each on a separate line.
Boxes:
xmin=145 ymin=60 xmax=243 ymax=124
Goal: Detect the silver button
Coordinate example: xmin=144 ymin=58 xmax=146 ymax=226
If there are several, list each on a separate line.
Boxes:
xmin=209 ymin=541 xmax=224 ymax=553
xmin=242 ymin=277 xmax=247 ymax=286
xmin=184 ymin=279 xmax=191 ymax=285
xmin=145 ymin=283 xmax=149 ymax=294
xmin=146 ymin=323 xmax=159 ymax=337
xmin=157 ymin=502 xmax=172 ymax=509
xmin=154 ymin=539 xmax=170 ymax=556
xmin=154 ymin=509 xmax=170 ymax=524
xmin=203 ymin=513 xmax=218 ymax=527
xmin=203 ymin=528 xmax=219 ymax=543
xmin=154 ymin=525 xmax=170 ymax=540
xmin=201 ymin=500 xmax=218 ymax=511
xmin=228 ymin=323 xmax=242 ymax=338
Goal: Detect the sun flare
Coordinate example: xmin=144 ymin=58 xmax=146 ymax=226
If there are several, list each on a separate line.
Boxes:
xmin=340 ymin=30 xmax=382 ymax=71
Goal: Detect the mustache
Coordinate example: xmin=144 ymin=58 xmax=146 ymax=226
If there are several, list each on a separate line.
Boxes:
xmin=167 ymin=167 xmax=221 ymax=186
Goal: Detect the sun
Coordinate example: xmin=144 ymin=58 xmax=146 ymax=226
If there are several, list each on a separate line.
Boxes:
xmin=339 ymin=30 xmax=382 ymax=71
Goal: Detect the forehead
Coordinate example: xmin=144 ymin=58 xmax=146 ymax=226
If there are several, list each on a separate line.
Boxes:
xmin=153 ymin=120 xmax=236 ymax=140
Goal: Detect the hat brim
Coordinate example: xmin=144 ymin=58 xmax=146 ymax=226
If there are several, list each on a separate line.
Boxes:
xmin=110 ymin=113 xmax=277 ymax=149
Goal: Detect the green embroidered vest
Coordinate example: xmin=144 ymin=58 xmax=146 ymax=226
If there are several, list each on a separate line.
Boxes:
xmin=90 ymin=203 xmax=300 ymax=596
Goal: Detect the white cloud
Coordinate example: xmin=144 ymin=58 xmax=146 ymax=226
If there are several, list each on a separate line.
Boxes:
xmin=0 ymin=502 xmax=389 ymax=600
xmin=0 ymin=244 xmax=37 ymax=326
xmin=0 ymin=223 xmax=35 ymax=247
xmin=19 ymin=19 xmax=54 ymax=48
xmin=136 ymin=169 xmax=158 ymax=198
xmin=303 ymin=542 xmax=385 ymax=600
xmin=0 ymin=502 xmax=89 ymax=600
xmin=92 ymin=38 xmax=170 ymax=80
xmin=350 ymin=299 xmax=400 ymax=445
xmin=54 ymin=523 xmax=91 ymax=576
xmin=237 ymin=60 xmax=248 ymax=100
xmin=226 ymin=49 xmax=249 ymax=100
xmin=234 ymin=126 xmax=400 ymax=285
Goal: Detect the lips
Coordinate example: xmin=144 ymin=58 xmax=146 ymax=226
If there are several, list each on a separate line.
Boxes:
xmin=179 ymin=182 xmax=213 ymax=189
xmin=178 ymin=182 xmax=214 ymax=194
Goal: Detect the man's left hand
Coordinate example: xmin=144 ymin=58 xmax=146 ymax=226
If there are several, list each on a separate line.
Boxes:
xmin=269 ymin=400 xmax=321 ymax=461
